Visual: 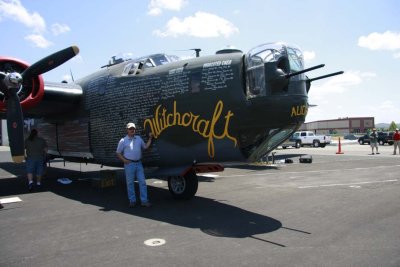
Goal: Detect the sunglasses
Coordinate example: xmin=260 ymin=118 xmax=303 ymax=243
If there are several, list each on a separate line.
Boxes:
xmin=128 ymin=128 xmax=136 ymax=131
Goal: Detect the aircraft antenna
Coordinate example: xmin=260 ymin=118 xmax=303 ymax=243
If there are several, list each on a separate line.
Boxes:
xmin=70 ymin=69 xmax=75 ymax=82
xmin=190 ymin=48 xmax=201 ymax=57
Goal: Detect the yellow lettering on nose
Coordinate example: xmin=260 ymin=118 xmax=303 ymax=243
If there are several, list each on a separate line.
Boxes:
xmin=144 ymin=100 xmax=237 ymax=158
xmin=291 ymin=105 xmax=308 ymax=117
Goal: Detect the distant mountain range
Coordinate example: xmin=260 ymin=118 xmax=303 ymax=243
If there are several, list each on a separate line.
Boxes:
xmin=376 ymin=123 xmax=399 ymax=129
xmin=376 ymin=123 xmax=390 ymax=129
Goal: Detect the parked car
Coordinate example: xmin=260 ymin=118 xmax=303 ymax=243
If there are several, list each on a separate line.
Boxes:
xmin=387 ymin=132 xmax=394 ymax=145
xmin=291 ymin=131 xmax=331 ymax=148
xmin=344 ymin=134 xmax=358 ymax=140
xmin=281 ymin=135 xmax=301 ymax=149
xmin=358 ymin=132 xmax=393 ymax=145
xmin=358 ymin=134 xmax=370 ymax=145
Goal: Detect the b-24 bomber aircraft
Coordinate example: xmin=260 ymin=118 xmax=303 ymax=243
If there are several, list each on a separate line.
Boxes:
xmin=0 ymin=43 xmax=343 ymax=199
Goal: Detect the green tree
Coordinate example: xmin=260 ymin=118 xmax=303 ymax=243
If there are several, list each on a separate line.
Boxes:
xmin=388 ymin=121 xmax=398 ymax=131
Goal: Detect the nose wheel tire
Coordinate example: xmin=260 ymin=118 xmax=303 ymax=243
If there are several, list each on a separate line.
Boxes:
xmin=168 ymin=169 xmax=198 ymax=200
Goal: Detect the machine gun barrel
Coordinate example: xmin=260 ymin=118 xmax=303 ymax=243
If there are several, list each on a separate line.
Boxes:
xmin=308 ymin=71 xmax=344 ymax=82
xmin=285 ymin=64 xmax=325 ymax=78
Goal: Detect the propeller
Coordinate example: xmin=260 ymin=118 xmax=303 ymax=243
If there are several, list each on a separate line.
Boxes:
xmin=0 ymin=46 xmax=79 ymax=163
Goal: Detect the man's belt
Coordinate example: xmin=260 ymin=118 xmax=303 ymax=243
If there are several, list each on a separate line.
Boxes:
xmin=124 ymin=157 xmax=141 ymax=162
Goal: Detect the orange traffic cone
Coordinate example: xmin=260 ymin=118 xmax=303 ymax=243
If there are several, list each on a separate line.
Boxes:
xmin=336 ymin=137 xmax=344 ymax=154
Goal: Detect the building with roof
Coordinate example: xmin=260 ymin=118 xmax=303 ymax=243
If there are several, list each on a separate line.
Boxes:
xmin=300 ymin=117 xmax=375 ymax=135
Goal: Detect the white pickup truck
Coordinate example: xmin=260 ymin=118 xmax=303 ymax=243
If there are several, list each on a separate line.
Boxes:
xmin=292 ymin=131 xmax=331 ymax=148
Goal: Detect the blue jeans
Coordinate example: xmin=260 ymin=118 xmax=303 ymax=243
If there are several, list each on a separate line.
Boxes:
xmin=124 ymin=162 xmax=148 ymax=203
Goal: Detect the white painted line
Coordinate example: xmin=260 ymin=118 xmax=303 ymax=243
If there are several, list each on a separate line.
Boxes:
xmin=220 ymin=165 xmax=400 ymax=178
xmin=0 ymin=197 xmax=22 ymax=204
xmin=202 ymin=173 xmax=219 ymax=178
xmin=144 ymin=238 xmax=166 ymax=247
xmin=298 ymin=179 xmax=398 ymax=189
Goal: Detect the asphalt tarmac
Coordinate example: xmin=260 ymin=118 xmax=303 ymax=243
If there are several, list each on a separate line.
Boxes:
xmin=1 ymin=144 xmax=399 ymax=267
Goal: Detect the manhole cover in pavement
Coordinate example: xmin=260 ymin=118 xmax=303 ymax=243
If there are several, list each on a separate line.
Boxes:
xmin=144 ymin=238 xmax=166 ymax=247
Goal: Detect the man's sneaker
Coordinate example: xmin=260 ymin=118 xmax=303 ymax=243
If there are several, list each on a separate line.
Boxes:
xmin=128 ymin=202 xmax=136 ymax=208
xmin=377 ymin=152 xmax=380 ymax=154
xmin=141 ymin=202 xmax=152 ymax=208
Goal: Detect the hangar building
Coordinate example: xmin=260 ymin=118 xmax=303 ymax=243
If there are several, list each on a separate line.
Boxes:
xmin=300 ymin=117 xmax=375 ymax=135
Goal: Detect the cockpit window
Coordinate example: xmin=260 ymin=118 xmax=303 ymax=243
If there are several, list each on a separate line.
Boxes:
xmin=286 ymin=47 xmax=303 ymax=72
xmin=245 ymin=43 xmax=287 ymax=98
xmin=121 ymin=53 xmax=180 ymax=76
xmin=245 ymin=43 xmax=304 ymax=98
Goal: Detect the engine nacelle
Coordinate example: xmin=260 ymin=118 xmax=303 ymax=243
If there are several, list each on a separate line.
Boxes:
xmin=0 ymin=56 xmax=44 ymax=111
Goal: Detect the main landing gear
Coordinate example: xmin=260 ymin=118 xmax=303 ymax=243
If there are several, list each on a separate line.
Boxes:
xmin=168 ymin=169 xmax=198 ymax=200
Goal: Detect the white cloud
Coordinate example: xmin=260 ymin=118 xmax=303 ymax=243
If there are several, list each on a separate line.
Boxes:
xmin=153 ymin=12 xmax=239 ymax=38
xmin=303 ymin=51 xmax=316 ymax=61
xmin=0 ymin=0 xmax=45 ymax=32
xmin=358 ymin=31 xmax=400 ymax=51
xmin=24 ymin=34 xmax=52 ymax=48
xmin=148 ymin=0 xmax=186 ymax=16
xmin=394 ymin=52 xmax=400 ymax=59
xmin=362 ymin=100 xmax=400 ymax=123
xmin=51 ymin=23 xmax=70 ymax=36
xmin=309 ymin=70 xmax=375 ymax=101
xmin=0 ymin=0 xmax=70 ymax=48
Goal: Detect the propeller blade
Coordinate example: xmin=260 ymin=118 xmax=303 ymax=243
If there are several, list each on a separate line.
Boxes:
xmin=22 ymin=46 xmax=79 ymax=79
xmin=6 ymin=88 xmax=25 ymax=163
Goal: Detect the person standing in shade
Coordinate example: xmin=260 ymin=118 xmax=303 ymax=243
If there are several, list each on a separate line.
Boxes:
xmin=116 ymin=123 xmax=153 ymax=208
xmin=25 ymin=129 xmax=48 ymax=191
xmin=369 ymin=128 xmax=379 ymax=155
xmin=393 ymin=128 xmax=400 ymax=155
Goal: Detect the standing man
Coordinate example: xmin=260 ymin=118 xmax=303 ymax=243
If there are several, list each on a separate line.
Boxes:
xmin=369 ymin=128 xmax=379 ymax=155
xmin=116 ymin=123 xmax=153 ymax=208
xmin=25 ymin=129 xmax=48 ymax=191
xmin=393 ymin=128 xmax=400 ymax=155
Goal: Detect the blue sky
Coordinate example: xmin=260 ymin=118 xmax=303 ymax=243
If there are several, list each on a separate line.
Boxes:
xmin=1 ymin=0 xmax=400 ymax=124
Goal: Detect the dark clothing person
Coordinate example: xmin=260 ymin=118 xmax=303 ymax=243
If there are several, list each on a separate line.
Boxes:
xmin=393 ymin=128 xmax=400 ymax=155
xmin=25 ymin=129 xmax=47 ymax=191
xmin=116 ymin=122 xmax=153 ymax=207
xmin=369 ymin=128 xmax=379 ymax=155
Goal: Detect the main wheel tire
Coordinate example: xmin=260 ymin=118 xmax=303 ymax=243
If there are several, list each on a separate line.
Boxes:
xmin=313 ymin=140 xmax=320 ymax=147
xmin=359 ymin=140 xmax=363 ymax=145
xmin=379 ymin=140 xmax=384 ymax=145
xmin=168 ymin=169 xmax=198 ymax=200
xmin=295 ymin=141 xmax=301 ymax=148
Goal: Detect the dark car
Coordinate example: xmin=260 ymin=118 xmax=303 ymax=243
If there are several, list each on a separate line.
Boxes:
xmin=281 ymin=135 xmax=301 ymax=149
xmin=387 ymin=132 xmax=394 ymax=145
xmin=358 ymin=132 xmax=393 ymax=145
xmin=344 ymin=134 xmax=358 ymax=140
xmin=358 ymin=134 xmax=370 ymax=145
